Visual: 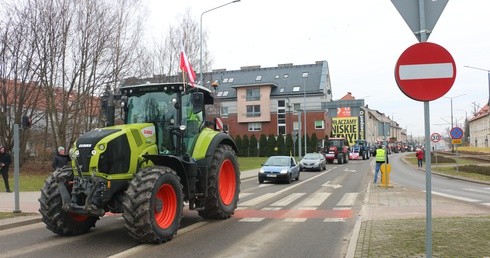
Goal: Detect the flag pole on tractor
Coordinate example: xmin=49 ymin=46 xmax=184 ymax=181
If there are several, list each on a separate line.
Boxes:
xmin=180 ymin=44 xmax=196 ymax=88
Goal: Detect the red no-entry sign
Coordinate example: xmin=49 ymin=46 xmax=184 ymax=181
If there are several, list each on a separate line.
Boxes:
xmin=395 ymin=42 xmax=456 ymax=101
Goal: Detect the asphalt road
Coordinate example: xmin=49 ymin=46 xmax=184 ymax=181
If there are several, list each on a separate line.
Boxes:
xmin=3 ymin=155 xmax=487 ymax=258
xmin=389 ymin=153 xmax=490 ymax=206
xmin=0 ymin=158 xmax=375 ymax=258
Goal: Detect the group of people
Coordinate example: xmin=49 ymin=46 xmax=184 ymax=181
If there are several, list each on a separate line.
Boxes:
xmin=0 ymin=145 xmax=69 ymax=192
xmin=373 ymin=145 xmax=425 ymax=183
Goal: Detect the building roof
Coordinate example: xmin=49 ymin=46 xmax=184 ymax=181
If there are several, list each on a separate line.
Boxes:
xmin=469 ymin=104 xmax=489 ymax=122
xmin=207 ymin=61 xmax=330 ymax=99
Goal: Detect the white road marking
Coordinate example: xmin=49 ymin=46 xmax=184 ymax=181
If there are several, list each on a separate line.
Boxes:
xmin=299 ymin=192 xmax=331 ymax=207
xmin=336 ymin=193 xmax=358 ymax=207
xmin=239 ymin=218 xmax=265 ymax=222
xmin=283 ymin=218 xmax=307 ymax=222
xmin=270 ymin=193 xmax=305 ymax=206
xmin=430 ymin=191 xmax=479 ymax=203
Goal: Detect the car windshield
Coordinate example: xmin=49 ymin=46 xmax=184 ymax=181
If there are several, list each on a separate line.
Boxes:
xmin=303 ymin=154 xmax=320 ymax=160
xmin=264 ymin=157 xmax=290 ymax=166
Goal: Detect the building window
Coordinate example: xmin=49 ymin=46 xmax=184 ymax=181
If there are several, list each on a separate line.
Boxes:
xmin=223 ymin=78 xmax=229 ymax=83
xmin=293 ymin=103 xmax=301 ymax=112
xmin=246 ymin=88 xmax=260 ymax=101
xmin=277 ymin=100 xmax=286 ymax=135
xmin=256 ymin=75 xmax=262 ymax=81
xmin=275 ymin=75 xmax=280 ymax=79
xmin=278 ymin=125 xmax=286 ymax=135
xmin=217 ymin=91 xmax=223 ymax=96
xmin=302 ymin=72 xmax=309 ymax=78
xmin=292 ymin=86 xmax=300 ymax=92
xmin=228 ymin=77 xmax=234 ymax=82
xmin=222 ymin=91 xmax=229 ymax=96
xmin=315 ymin=120 xmax=324 ymax=129
xmin=284 ymin=74 xmax=289 ymax=78
xmin=248 ymin=122 xmax=261 ymax=131
xmin=280 ymin=88 xmax=284 ymax=93
xmin=293 ymin=121 xmax=301 ymax=130
xmin=246 ymin=105 xmax=261 ymax=117
xmin=220 ymin=107 xmax=228 ymax=117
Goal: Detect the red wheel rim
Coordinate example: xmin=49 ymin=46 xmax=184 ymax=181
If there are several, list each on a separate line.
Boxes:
xmin=218 ymin=159 xmax=236 ymax=206
xmin=155 ymin=183 xmax=177 ymax=229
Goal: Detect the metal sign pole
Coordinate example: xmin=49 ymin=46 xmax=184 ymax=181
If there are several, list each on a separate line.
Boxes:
xmin=418 ymin=1 xmax=432 ymax=257
xmin=14 ymin=124 xmax=21 ymax=213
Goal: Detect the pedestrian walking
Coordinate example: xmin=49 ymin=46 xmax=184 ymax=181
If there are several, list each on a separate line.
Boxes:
xmin=52 ymin=146 xmax=69 ymax=170
xmin=374 ymin=145 xmax=388 ymax=183
xmin=0 ymin=146 xmax=12 ymax=192
xmin=416 ymin=147 xmax=424 ymax=167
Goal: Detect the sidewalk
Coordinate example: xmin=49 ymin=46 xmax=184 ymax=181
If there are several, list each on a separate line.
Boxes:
xmin=348 ymin=167 xmax=490 ymax=257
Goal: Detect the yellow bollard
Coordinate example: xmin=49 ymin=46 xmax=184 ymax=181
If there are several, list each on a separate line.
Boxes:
xmin=379 ymin=163 xmax=393 ymax=188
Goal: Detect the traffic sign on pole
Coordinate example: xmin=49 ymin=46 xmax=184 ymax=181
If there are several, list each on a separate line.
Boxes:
xmin=450 ymin=127 xmax=463 ymax=139
xmin=430 ymin=132 xmax=441 ymax=143
xmin=391 ymin=0 xmax=448 ymax=42
xmin=395 ymin=42 xmax=456 ymax=102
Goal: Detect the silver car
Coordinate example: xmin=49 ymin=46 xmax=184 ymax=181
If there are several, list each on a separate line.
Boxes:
xmin=299 ymin=153 xmax=326 ymax=171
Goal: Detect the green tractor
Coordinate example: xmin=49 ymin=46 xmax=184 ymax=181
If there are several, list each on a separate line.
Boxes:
xmin=38 ymin=82 xmax=240 ymax=243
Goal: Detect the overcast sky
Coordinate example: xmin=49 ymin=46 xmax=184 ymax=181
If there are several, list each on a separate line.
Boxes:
xmin=146 ymin=0 xmax=489 ymax=137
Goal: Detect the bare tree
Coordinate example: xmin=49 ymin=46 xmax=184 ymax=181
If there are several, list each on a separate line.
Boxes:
xmin=151 ymin=9 xmax=213 ymax=79
xmin=0 ymin=2 xmax=44 ymax=162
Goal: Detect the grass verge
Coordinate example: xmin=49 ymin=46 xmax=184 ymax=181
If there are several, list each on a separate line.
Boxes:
xmin=359 ymin=216 xmax=490 ymax=257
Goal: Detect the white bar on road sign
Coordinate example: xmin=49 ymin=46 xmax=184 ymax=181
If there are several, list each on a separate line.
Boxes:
xmin=399 ymin=63 xmax=454 ymax=80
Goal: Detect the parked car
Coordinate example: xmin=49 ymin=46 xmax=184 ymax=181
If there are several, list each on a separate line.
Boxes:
xmin=299 ymin=153 xmax=326 ymax=171
xmin=258 ymin=156 xmax=300 ymax=184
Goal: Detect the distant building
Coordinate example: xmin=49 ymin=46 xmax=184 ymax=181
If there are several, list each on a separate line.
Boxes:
xmin=469 ymin=104 xmax=490 ymax=147
xmin=207 ymin=62 xmax=332 ymax=140
xmin=124 ymin=61 xmax=406 ymax=146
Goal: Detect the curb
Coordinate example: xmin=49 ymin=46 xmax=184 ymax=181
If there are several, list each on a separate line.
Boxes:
xmin=0 ymin=215 xmax=42 ymax=230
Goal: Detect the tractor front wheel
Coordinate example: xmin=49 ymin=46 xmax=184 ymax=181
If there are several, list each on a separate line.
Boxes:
xmin=123 ymin=166 xmax=183 ymax=243
xmin=198 ymin=144 xmax=240 ymax=219
xmin=38 ymin=168 xmax=98 ymax=236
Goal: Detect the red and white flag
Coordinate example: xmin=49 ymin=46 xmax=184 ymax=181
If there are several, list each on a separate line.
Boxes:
xmin=180 ymin=45 xmax=196 ymax=87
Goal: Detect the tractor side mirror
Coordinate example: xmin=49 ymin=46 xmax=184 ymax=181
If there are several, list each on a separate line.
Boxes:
xmin=190 ymin=92 xmax=204 ymax=114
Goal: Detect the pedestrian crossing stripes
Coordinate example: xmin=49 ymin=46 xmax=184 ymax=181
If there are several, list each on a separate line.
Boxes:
xmin=236 ymin=192 xmax=356 ymax=223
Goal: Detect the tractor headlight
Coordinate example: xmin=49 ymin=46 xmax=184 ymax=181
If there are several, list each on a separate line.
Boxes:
xmin=98 ymin=144 xmax=105 ymax=151
xmin=91 ymin=149 xmax=97 ymax=155
xmin=69 ymin=148 xmax=78 ymax=160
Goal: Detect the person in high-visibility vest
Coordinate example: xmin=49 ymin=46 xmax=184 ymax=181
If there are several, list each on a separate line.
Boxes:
xmin=374 ymin=145 xmax=388 ymax=183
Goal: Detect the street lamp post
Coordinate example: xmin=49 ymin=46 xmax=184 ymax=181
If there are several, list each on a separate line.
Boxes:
xmin=444 ymin=94 xmax=466 ymax=152
xmin=464 ymin=66 xmax=490 ymax=106
xmin=457 ymin=109 xmax=468 ymax=143
xmin=200 ymin=0 xmax=240 ymax=85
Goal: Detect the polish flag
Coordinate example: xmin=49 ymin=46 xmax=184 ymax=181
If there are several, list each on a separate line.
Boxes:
xmin=180 ymin=45 xmax=196 ymax=87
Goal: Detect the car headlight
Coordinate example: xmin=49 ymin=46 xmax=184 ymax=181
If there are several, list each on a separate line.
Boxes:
xmin=280 ymin=169 xmax=288 ymax=174
xmin=259 ymin=168 xmax=264 ymax=173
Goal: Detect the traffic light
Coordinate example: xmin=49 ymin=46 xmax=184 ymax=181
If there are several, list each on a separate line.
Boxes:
xmin=21 ymin=115 xmax=31 ymax=129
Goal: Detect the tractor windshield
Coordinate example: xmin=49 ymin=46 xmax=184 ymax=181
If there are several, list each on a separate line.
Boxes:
xmin=124 ymin=91 xmax=203 ymax=155
xmin=126 ymin=92 xmax=178 ymax=154
xmin=126 ymin=92 xmax=175 ymax=124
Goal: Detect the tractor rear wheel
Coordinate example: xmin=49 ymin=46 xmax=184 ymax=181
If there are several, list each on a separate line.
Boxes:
xmin=123 ymin=166 xmax=183 ymax=243
xmin=38 ymin=168 xmax=98 ymax=236
xmin=198 ymin=144 xmax=240 ymax=219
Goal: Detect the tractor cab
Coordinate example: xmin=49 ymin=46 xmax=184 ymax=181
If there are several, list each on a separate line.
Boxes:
xmin=119 ymin=83 xmax=213 ymax=156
